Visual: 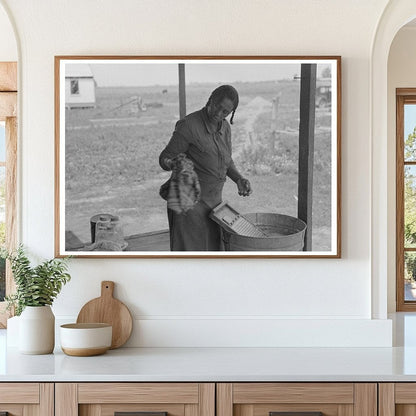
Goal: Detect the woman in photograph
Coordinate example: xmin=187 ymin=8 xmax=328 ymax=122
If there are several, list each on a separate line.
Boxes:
xmin=159 ymin=84 xmax=252 ymax=251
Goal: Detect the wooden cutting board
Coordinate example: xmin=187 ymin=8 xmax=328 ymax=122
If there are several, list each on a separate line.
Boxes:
xmin=76 ymin=281 xmax=133 ymax=349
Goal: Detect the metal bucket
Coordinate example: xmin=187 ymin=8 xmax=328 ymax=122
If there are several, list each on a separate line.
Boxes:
xmin=90 ymin=213 xmax=117 ymax=244
xmin=223 ymin=213 xmax=307 ymax=251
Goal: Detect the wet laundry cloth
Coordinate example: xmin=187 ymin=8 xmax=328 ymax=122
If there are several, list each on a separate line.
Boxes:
xmin=159 ymin=153 xmax=201 ymax=214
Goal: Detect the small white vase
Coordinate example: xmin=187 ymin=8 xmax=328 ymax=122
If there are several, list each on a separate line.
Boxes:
xmin=19 ymin=305 xmax=55 ymax=354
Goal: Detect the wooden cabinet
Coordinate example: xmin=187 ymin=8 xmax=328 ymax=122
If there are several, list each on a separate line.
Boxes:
xmin=217 ymin=383 xmax=377 ymax=416
xmin=55 ymin=383 xmax=215 ymax=416
xmin=379 ymin=383 xmax=416 ymax=416
xmin=0 ymin=383 xmax=53 ymax=415
xmin=0 ymin=380 xmax=410 ymax=416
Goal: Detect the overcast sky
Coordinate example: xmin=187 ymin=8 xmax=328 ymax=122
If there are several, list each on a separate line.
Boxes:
xmin=66 ymin=60 xmax=331 ymax=87
xmin=406 ymin=104 xmax=416 ymax=139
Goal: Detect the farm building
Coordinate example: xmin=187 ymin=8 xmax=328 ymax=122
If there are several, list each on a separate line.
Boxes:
xmin=65 ymin=64 xmax=96 ymax=109
xmin=315 ymin=78 xmax=331 ymax=108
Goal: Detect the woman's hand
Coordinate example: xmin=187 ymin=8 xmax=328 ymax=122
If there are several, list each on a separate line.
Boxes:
xmin=237 ymin=178 xmax=252 ymax=197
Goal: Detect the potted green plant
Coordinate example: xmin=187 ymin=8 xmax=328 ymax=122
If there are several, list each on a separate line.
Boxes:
xmin=3 ymin=246 xmax=71 ymax=354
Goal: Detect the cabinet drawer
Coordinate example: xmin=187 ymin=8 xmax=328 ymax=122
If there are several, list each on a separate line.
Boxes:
xmin=217 ymin=383 xmax=376 ymax=416
xmin=0 ymin=383 xmax=39 ymax=403
xmin=78 ymin=383 xmax=200 ymax=403
xmin=56 ymin=383 xmax=215 ymax=416
xmin=232 ymin=383 xmax=354 ymax=404
xmin=379 ymin=383 xmax=416 ymax=415
xmin=0 ymin=383 xmax=53 ymax=416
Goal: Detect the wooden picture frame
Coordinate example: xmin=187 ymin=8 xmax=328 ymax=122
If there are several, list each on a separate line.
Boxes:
xmin=55 ymin=56 xmax=341 ymax=258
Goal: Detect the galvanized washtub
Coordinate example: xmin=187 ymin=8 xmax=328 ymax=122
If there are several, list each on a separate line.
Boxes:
xmin=222 ymin=212 xmax=307 ymax=251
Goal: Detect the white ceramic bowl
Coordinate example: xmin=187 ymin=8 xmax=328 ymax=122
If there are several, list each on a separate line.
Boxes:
xmin=60 ymin=323 xmax=112 ymax=356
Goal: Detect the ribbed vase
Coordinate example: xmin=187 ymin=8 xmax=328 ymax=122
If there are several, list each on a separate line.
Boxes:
xmin=18 ymin=306 xmax=55 ymax=354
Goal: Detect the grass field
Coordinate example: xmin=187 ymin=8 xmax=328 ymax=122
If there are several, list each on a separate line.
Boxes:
xmin=65 ymin=80 xmax=333 ymax=250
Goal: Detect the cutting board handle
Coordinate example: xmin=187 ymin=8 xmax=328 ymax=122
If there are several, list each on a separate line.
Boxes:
xmin=101 ymin=281 xmax=115 ymax=298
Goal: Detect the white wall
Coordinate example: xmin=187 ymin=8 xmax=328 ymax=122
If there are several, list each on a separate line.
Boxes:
xmin=387 ymin=26 xmax=416 ymax=312
xmin=0 ymin=2 xmax=16 ymax=61
xmin=0 ymin=0 xmax=394 ymax=347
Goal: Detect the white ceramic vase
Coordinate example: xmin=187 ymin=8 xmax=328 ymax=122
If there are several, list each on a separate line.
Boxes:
xmin=19 ymin=305 xmax=55 ymax=354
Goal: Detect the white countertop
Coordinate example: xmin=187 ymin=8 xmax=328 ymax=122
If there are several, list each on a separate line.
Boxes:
xmin=2 ymin=345 xmax=416 ymax=382
xmin=3 ymin=313 xmax=416 ymax=382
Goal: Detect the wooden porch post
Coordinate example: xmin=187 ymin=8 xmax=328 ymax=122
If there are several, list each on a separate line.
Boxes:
xmin=298 ymin=63 xmax=317 ymax=251
xmin=178 ymin=63 xmax=186 ymax=119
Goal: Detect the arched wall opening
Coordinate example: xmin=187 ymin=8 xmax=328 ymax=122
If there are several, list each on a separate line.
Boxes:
xmin=387 ymin=18 xmax=416 ymax=313
xmin=371 ymin=1 xmax=416 ymax=318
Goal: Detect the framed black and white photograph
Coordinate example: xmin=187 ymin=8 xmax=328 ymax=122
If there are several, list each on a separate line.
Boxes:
xmin=55 ymin=56 xmax=341 ymax=258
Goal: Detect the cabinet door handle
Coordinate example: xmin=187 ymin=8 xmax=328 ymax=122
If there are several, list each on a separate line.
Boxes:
xmin=115 ymin=412 xmax=168 ymax=416
xmin=270 ymin=413 xmax=323 ymax=416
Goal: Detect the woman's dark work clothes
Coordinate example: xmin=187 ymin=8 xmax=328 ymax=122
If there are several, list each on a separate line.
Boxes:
xmin=159 ymin=107 xmax=240 ymax=251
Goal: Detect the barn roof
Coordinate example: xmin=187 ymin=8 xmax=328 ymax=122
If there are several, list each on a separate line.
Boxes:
xmin=65 ymin=64 xmax=94 ymax=78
